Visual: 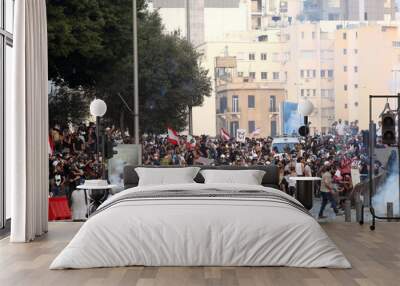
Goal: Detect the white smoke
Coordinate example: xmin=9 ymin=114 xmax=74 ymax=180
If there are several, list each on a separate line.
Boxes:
xmin=108 ymin=159 xmax=126 ymax=193
xmin=372 ymin=151 xmax=400 ymax=216
xmin=285 ymin=111 xmax=301 ymax=135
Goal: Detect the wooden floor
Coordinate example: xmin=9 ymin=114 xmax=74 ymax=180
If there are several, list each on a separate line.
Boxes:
xmin=0 ymin=222 xmax=399 ymax=286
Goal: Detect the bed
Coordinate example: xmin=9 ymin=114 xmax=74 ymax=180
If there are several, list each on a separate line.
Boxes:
xmin=50 ymin=168 xmax=351 ymax=269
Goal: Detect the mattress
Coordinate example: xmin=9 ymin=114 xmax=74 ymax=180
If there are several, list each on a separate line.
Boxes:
xmin=50 ymin=183 xmax=351 ymax=269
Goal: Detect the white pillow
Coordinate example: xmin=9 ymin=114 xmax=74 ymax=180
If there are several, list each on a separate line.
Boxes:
xmin=200 ymin=169 xmax=265 ymax=185
xmin=135 ymin=167 xmax=200 ymax=186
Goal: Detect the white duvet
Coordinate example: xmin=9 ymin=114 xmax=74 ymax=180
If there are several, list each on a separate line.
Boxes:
xmin=50 ymin=183 xmax=351 ymax=269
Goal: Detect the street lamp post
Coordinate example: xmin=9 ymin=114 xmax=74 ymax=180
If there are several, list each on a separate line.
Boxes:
xmin=298 ymin=99 xmax=314 ymax=136
xmin=133 ymin=0 xmax=139 ymax=144
xmin=90 ymin=99 xmax=107 ymax=176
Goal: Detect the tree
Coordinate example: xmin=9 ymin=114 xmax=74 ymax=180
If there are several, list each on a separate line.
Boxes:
xmin=47 ymin=0 xmax=211 ymax=134
xmin=48 ymin=85 xmax=90 ymax=127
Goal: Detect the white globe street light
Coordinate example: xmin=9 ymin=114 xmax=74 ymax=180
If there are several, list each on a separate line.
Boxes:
xmin=298 ymin=99 xmax=314 ymax=116
xmin=90 ymin=99 xmax=107 ymax=117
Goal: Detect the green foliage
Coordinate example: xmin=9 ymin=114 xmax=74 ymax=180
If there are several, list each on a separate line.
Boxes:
xmin=48 ymin=85 xmax=90 ymax=127
xmin=47 ymin=0 xmax=211 ymax=134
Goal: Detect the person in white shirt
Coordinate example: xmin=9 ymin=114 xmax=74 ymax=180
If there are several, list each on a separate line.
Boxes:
xmin=336 ymin=119 xmax=345 ymax=136
xmin=295 ymin=157 xmax=304 ymax=176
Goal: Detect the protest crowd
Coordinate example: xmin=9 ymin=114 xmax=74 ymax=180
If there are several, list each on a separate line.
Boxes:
xmin=49 ymin=119 xmax=386 ymax=217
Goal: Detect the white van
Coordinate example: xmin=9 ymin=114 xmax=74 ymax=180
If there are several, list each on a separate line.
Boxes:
xmin=271 ymin=137 xmax=299 ymax=154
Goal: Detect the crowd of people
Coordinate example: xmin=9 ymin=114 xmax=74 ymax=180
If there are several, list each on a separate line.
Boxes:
xmin=50 ymin=119 xmax=384 ymax=218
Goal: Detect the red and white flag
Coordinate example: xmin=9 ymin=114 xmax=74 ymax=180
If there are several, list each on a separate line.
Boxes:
xmin=220 ymin=128 xmax=230 ymax=141
xmin=251 ymin=128 xmax=261 ymax=137
xmin=48 ymin=135 xmax=55 ymax=155
xmin=186 ymin=134 xmax=196 ymax=149
xmin=167 ymin=127 xmax=180 ymax=145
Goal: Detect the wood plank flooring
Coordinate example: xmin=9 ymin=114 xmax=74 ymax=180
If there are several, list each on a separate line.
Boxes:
xmin=0 ymin=221 xmax=399 ymax=286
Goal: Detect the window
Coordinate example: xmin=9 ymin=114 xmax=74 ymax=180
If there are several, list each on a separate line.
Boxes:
xmin=312 ymin=89 xmax=316 ymax=96
xmin=343 ymin=32 xmax=347 ymax=40
xmin=321 ymin=70 xmax=326 ymax=78
xmin=312 ymin=32 xmax=316 ymax=39
xmin=249 ymin=72 xmax=256 ymax=79
xmin=344 ymin=104 xmax=348 ymax=109
xmin=1 ymin=0 xmax=15 ymax=229
xmin=343 ymin=49 xmax=347 ymax=55
xmin=219 ymin=97 xmax=227 ymax=113
xmin=301 ymin=31 xmax=305 ymax=39
xmin=328 ymin=70 xmax=334 ymax=78
xmin=354 ymin=49 xmax=358 ymax=54
xmin=306 ymin=70 xmax=310 ymax=78
xmin=354 ymin=84 xmax=358 ymax=89
xmin=248 ymin=121 xmax=256 ymax=133
xmin=249 ymin=53 xmax=255 ymax=60
xmin=232 ymin=95 xmax=239 ymax=113
xmin=261 ymin=72 xmax=268 ymax=80
xmin=273 ymin=72 xmax=279 ymax=80
xmin=230 ymin=121 xmax=239 ymax=138
xmin=355 ymin=102 xmax=359 ymax=107
xmin=248 ymin=95 xmax=255 ymax=108
xmin=393 ymin=41 xmax=400 ymax=48
xmin=261 ymin=53 xmax=267 ymax=60
xmin=344 ymin=66 xmax=347 ymax=72
xmin=312 ymin=70 xmax=316 ymax=78
xmin=354 ymin=66 xmax=358 ymax=73
xmin=344 ymin=84 xmax=348 ymax=91
xmin=270 ymin=121 xmax=277 ymax=137
xmin=301 ymin=89 xmax=304 ymax=97
xmin=300 ymin=70 xmax=304 ymax=78
xmin=269 ymin=96 xmax=276 ymax=112
xmin=306 ymin=89 xmax=311 ymax=97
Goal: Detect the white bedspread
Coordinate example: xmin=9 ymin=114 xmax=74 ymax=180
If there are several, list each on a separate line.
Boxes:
xmin=50 ymin=183 xmax=351 ymax=269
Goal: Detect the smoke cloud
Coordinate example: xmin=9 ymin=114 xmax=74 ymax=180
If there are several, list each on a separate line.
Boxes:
xmin=372 ymin=151 xmax=400 ymax=216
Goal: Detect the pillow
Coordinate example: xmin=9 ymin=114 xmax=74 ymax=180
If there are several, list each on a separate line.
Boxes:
xmin=135 ymin=167 xmax=201 ymax=186
xmin=200 ymin=169 xmax=265 ymax=185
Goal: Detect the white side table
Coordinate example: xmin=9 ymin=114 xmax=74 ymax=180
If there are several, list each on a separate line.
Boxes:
xmin=77 ymin=184 xmax=116 ymax=217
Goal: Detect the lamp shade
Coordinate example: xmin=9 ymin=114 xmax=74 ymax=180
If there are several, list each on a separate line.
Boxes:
xmin=90 ymin=99 xmax=107 ymax=117
xmin=298 ymin=100 xmax=314 ymax=116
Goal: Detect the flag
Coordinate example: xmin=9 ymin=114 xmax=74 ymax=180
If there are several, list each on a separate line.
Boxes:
xmin=48 ymin=135 xmax=55 ymax=155
xmin=167 ymin=127 xmax=180 ymax=145
xmin=220 ymin=128 xmax=230 ymax=141
xmin=186 ymin=134 xmax=196 ymax=149
xmin=251 ymin=128 xmax=261 ymax=137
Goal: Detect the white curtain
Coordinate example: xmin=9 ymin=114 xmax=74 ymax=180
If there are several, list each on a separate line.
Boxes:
xmin=8 ymin=0 xmax=48 ymax=242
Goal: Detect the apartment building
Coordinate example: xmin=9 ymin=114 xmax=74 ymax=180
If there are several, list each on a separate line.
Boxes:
xmin=196 ymin=29 xmax=287 ymax=135
xmin=284 ymin=22 xmax=337 ymax=134
xmin=334 ymin=23 xmax=400 ymax=129
xmin=215 ymin=72 xmax=286 ymax=138
xmin=303 ymin=0 xmax=397 ymax=21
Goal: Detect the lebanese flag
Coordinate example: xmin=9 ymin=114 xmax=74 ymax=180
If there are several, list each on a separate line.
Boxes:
xmin=220 ymin=128 xmax=230 ymax=141
xmin=48 ymin=135 xmax=55 ymax=155
xmin=251 ymin=128 xmax=261 ymax=137
xmin=186 ymin=134 xmax=196 ymax=150
xmin=167 ymin=127 xmax=180 ymax=145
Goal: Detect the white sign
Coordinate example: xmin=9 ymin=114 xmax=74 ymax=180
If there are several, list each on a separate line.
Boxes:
xmin=236 ymin=129 xmax=246 ymax=143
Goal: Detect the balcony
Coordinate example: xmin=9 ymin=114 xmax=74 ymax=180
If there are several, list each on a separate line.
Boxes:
xmin=269 ymin=107 xmax=279 ymax=113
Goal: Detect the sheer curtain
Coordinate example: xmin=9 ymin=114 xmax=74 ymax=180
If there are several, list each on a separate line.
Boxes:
xmin=7 ymin=0 xmax=48 ymax=242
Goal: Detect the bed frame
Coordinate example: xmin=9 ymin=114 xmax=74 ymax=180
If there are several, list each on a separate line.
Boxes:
xmin=123 ymin=165 xmax=280 ymax=190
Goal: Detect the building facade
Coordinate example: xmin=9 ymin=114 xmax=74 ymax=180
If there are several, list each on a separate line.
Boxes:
xmin=284 ymin=22 xmax=337 ymax=134
xmin=197 ymin=29 xmax=287 ymax=135
xmin=216 ymin=77 xmax=285 ymax=138
xmin=334 ymin=23 xmax=400 ymax=129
